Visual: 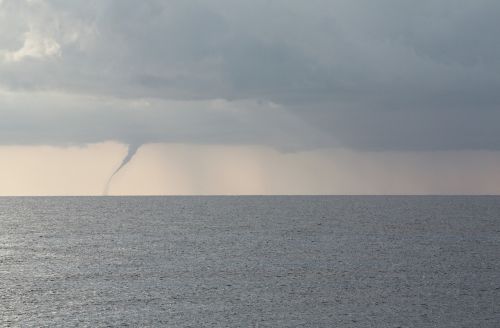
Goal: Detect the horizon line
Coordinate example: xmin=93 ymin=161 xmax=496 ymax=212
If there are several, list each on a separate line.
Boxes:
xmin=0 ymin=194 xmax=499 ymax=197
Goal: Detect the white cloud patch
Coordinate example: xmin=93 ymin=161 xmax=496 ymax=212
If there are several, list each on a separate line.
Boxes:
xmin=0 ymin=0 xmax=96 ymax=63
xmin=3 ymin=29 xmax=61 ymax=62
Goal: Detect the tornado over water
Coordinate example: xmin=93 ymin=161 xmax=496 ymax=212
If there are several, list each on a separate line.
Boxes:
xmin=103 ymin=144 xmax=141 ymax=195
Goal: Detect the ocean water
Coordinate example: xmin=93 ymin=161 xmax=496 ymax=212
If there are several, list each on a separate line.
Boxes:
xmin=0 ymin=196 xmax=499 ymax=327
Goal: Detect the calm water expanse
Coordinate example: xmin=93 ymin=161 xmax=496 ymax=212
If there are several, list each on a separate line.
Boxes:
xmin=0 ymin=196 xmax=499 ymax=327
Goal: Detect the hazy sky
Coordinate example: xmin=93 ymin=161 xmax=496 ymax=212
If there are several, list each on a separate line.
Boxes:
xmin=1 ymin=0 xmax=499 ymax=195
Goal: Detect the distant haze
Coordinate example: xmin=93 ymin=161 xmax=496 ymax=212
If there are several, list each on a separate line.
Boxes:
xmin=1 ymin=143 xmax=500 ymax=196
xmin=1 ymin=1 xmax=500 ymax=195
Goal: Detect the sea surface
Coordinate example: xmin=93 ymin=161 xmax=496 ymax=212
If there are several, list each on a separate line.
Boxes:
xmin=0 ymin=196 xmax=499 ymax=327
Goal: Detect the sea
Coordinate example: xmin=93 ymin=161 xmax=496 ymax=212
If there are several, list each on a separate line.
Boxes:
xmin=0 ymin=196 xmax=499 ymax=327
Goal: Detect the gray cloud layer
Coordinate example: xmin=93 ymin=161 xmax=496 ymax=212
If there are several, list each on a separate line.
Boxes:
xmin=1 ymin=0 xmax=499 ymax=150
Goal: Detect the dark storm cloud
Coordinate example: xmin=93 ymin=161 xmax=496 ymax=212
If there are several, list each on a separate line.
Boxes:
xmin=0 ymin=0 xmax=499 ymax=150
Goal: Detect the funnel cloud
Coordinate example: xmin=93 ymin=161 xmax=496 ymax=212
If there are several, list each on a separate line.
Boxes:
xmin=104 ymin=144 xmax=141 ymax=195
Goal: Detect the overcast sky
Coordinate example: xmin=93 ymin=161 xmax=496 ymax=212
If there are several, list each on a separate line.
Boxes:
xmin=1 ymin=0 xmax=500 ymax=194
